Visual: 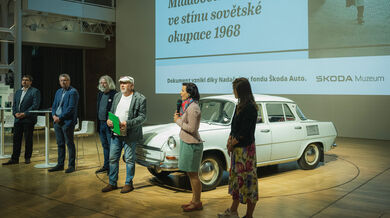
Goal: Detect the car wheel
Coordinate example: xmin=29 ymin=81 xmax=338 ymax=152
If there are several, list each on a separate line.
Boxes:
xmin=147 ymin=167 xmax=171 ymax=178
xmin=298 ymin=143 xmax=322 ymax=170
xmin=198 ymin=154 xmax=224 ymax=191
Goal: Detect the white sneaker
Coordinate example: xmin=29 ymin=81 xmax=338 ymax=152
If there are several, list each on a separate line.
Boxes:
xmin=218 ymin=208 xmax=239 ymax=218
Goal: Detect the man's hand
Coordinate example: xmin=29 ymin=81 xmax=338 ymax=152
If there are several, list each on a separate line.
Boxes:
xmin=53 ymin=115 xmax=60 ymax=123
xmin=18 ymin=113 xmax=25 ymax=118
xmin=107 ymin=119 xmax=113 ymax=128
xmin=120 ymin=121 xmax=126 ymax=131
xmin=15 ymin=113 xmax=21 ymax=119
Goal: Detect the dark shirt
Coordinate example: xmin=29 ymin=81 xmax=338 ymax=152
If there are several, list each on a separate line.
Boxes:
xmin=98 ymin=93 xmax=109 ymax=121
xmin=96 ymin=90 xmax=117 ymax=129
xmin=230 ymin=103 xmax=257 ymax=147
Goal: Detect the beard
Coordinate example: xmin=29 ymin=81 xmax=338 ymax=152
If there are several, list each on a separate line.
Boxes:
xmin=98 ymin=85 xmax=108 ymax=92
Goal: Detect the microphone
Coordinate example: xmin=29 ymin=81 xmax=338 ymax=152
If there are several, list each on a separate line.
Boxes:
xmin=176 ymin=99 xmax=182 ymax=113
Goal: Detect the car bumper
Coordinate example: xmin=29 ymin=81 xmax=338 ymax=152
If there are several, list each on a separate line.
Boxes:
xmin=136 ymin=159 xmax=179 ymax=171
xmin=136 ymin=144 xmax=179 ymax=171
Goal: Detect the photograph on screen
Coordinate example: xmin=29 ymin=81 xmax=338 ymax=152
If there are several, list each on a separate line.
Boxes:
xmin=309 ymin=0 xmax=390 ymax=58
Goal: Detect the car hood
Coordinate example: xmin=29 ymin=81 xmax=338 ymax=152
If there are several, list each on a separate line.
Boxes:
xmin=141 ymin=122 xmax=227 ymax=148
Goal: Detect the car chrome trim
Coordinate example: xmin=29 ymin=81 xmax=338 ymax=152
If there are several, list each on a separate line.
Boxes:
xmin=137 ymin=144 xmax=162 ymax=151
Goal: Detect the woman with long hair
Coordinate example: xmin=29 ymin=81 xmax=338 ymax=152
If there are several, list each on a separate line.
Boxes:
xmin=173 ymin=82 xmax=204 ymax=212
xmin=219 ymin=78 xmax=259 ymax=218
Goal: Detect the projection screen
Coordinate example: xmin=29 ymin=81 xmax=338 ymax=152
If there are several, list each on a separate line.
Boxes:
xmin=155 ymin=0 xmax=390 ymax=95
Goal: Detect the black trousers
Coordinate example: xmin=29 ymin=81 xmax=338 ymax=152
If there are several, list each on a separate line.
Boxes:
xmin=11 ymin=122 xmax=34 ymax=161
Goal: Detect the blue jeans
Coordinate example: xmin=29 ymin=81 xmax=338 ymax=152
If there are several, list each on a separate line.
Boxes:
xmin=54 ymin=123 xmax=76 ymax=167
xmin=98 ymin=121 xmax=112 ymax=169
xmin=109 ymin=136 xmax=136 ymax=186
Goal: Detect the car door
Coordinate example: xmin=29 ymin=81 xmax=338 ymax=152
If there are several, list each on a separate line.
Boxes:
xmin=266 ymin=103 xmax=304 ymax=160
xmin=255 ymin=103 xmax=272 ymax=163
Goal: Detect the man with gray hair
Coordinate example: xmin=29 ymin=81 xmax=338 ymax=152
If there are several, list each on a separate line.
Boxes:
xmin=102 ymin=76 xmax=146 ymax=193
xmin=95 ymin=75 xmax=117 ymax=174
xmin=49 ymin=74 xmax=79 ymax=173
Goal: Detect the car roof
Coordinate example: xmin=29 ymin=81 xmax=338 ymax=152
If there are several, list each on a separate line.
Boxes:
xmin=201 ymin=94 xmax=294 ymax=103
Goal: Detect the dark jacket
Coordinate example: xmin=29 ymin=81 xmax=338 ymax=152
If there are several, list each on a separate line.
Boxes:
xmin=12 ymin=87 xmax=41 ymax=124
xmin=230 ymin=103 xmax=257 ymax=147
xmin=110 ymin=91 xmax=147 ymax=143
xmin=96 ymin=89 xmax=117 ymax=129
xmin=51 ymin=86 xmax=79 ymax=128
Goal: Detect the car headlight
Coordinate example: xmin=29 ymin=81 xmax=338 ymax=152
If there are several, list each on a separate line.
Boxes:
xmin=167 ymin=136 xmax=176 ymax=150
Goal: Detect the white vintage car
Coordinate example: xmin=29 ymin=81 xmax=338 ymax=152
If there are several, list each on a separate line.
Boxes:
xmin=136 ymin=94 xmax=337 ymax=190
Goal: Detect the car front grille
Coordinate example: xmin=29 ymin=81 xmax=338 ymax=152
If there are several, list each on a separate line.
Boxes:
xmin=136 ymin=144 xmax=164 ymax=163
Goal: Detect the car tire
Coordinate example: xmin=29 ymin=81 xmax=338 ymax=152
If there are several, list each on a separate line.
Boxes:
xmin=147 ymin=167 xmax=171 ymax=178
xmin=198 ymin=154 xmax=224 ymax=191
xmin=298 ymin=143 xmax=322 ymax=170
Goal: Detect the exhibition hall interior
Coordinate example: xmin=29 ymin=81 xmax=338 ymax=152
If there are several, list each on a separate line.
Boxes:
xmin=0 ymin=0 xmax=389 ymax=217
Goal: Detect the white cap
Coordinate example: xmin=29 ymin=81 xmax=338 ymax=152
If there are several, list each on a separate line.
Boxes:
xmin=119 ymin=76 xmax=134 ymax=84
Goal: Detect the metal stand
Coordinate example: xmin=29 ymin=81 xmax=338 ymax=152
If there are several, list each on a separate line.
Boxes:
xmin=0 ymin=108 xmax=11 ymax=159
xmin=31 ymin=110 xmax=56 ymax=168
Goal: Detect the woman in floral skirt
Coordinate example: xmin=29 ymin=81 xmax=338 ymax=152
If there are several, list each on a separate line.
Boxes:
xmin=219 ymin=77 xmax=259 ymax=218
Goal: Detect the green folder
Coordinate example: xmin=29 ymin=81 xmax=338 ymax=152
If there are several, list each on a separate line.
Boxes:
xmin=108 ymin=112 xmax=121 ymax=135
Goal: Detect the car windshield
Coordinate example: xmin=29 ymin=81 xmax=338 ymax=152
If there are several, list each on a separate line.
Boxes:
xmin=296 ymin=105 xmax=307 ymax=120
xmin=199 ymin=99 xmax=235 ymax=125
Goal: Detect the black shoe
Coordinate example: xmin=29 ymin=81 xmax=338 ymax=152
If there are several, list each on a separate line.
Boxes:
xmin=2 ymin=159 xmax=19 ymax=165
xmin=95 ymin=167 xmax=108 ymax=174
xmin=25 ymin=159 xmax=31 ymax=164
xmin=48 ymin=165 xmax=64 ymax=172
xmin=65 ymin=167 xmax=75 ymax=173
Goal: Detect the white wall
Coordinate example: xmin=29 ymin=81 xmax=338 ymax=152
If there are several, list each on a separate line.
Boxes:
xmin=116 ymin=0 xmax=390 ymax=140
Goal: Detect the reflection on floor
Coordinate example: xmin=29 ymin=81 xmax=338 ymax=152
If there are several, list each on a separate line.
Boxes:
xmin=0 ymin=133 xmax=389 ymax=217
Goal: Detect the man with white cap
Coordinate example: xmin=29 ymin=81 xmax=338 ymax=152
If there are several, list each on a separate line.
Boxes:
xmin=102 ymin=76 xmax=147 ymax=193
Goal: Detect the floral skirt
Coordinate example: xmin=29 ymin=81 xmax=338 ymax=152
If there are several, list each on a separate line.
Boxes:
xmin=228 ymin=143 xmax=258 ymax=204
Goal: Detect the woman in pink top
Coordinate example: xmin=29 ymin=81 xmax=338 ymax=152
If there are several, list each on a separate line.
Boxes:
xmin=173 ymin=82 xmax=203 ymax=212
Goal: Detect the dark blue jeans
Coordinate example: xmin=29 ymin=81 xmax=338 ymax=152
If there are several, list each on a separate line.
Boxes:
xmin=98 ymin=120 xmax=112 ymax=169
xmin=54 ymin=123 xmax=76 ymax=167
xmin=109 ymin=136 xmax=136 ymax=186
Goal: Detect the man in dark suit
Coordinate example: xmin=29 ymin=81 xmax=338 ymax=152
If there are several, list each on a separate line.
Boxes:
xmin=3 ymin=75 xmax=41 ymax=165
xmin=48 ymin=74 xmax=79 ymax=173
xmin=101 ymin=76 xmax=146 ymax=193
